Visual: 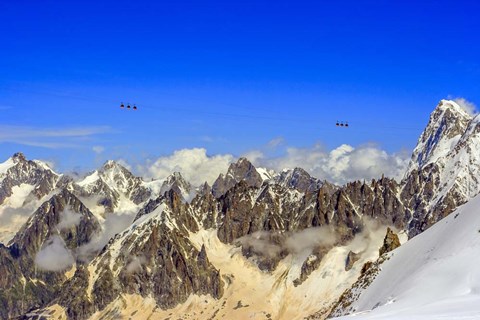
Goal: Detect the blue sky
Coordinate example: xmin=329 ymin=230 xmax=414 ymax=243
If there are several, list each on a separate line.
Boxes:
xmin=1 ymin=0 xmax=479 ymax=176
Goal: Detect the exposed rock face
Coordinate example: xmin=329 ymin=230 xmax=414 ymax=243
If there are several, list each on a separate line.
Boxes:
xmin=73 ymin=160 xmax=152 ymax=213
xmin=402 ymin=100 xmax=480 ymax=237
xmin=212 ymin=158 xmax=263 ymax=198
xmin=9 ymin=189 xmax=101 ymax=263
xmin=345 ymin=250 xmax=360 ymax=271
xmin=217 ymin=176 xmax=408 ymax=246
xmin=56 ymin=266 xmax=95 ymax=319
xmin=274 ymin=167 xmax=322 ymax=193
xmin=1 ymin=189 xmax=101 ymax=319
xmin=55 ymin=190 xmax=224 ymax=319
xmin=294 ymin=247 xmax=330 ymax=286
xmin=159 ymin=171 xmax=192 ymax=201
xmin=379 ymin=227 xmax=401 ymax=256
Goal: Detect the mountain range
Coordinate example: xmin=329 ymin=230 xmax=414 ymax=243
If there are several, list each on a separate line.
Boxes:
xmin=0 ymin=99 xmax=479 ymax=319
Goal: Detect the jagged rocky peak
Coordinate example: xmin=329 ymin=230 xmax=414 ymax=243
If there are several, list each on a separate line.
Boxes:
xmin=402 ymin=100 xmax=480 ymax=237
xmin=99 ymin=160 xmax=136 ymax=186
xmin=160 ymin=171 xmax=192 ymax=201
xmin=11 ymin=151 xmax=27 ymax=163
xmin=10 ymin=188 xmax=101 ymax=255
xmin=406 ymin=99 xmax=472 ymax=174
xmin=197 ymin=181 xmax=212 ymax=195
xmin=212 ymin=157 xmax=263 ymax=197
xmin=274 ymin=167 xmax=321 ymax=193
xmin=75 ymin=159 xmax=151 ymax=209
xmin=0 ymin=152 xmax=60 ymax=205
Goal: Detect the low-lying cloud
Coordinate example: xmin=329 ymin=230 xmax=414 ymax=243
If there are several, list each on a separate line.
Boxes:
xmin=77 ymin=211 xmax=136 ymax=262
xmin=57 ymin=208 xmax=82 ymax=230
xmin=238 ymin=227 xmax=338 ymax=258
xmin=126 ymin=255 xmax=147 ymax=273
xmin=34 ymin=235 xmax=75 ymax=271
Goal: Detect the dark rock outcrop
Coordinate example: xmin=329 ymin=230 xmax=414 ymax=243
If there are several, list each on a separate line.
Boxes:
xmin=379 ymin=227 xmax=401 ymax=256
xmin=345 ymin=250 xmax=360 ymax=271
xmin=212 ymin=158 xmax=263 ymax=198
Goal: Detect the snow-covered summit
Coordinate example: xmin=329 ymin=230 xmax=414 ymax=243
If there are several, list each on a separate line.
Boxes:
xmin=401 ymin=100 xmax=480 ymax=236
xmin=405 ymin=99 xmax=472 ymax=175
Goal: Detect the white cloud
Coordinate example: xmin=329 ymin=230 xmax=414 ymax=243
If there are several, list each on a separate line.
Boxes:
xmin=34 ymin=235 xmax=75 ymax=271
xmin=133 ymin=143 xmax=409 ymax=187
xmin=139 ymin=148 xmax=234 ymax=186
xmin=57 ymin=209 xmax=82 ymax=230
xmin=454 ymin=98 xmax=478 ymax=116
xmin=126 ymin=255 xmax=147 ymax=273
xmin=238 ymin=226 xmax=338 ymax=258
xmin=92 ymin=145 xmax=105 ymax=154
xmin=77 ymin=211 xmax=136 ymax=262
xmin=247 ymin=143 xmax=410 ymax=185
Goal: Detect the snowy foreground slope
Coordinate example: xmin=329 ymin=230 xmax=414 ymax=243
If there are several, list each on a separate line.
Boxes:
xmin=333 ymin=193 xmax=480 ymax=319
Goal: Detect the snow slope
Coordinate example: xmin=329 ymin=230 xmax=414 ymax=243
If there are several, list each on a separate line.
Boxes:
xmin=333 ymin=193 xmax=480 ymax=319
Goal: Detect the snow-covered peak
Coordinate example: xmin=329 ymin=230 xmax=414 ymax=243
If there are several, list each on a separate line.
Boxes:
xmin=256 ymin=167 xmax=275 ymax=181
xmin=405 ymin=99 xmax=472 ymax=175
xmin=273 ymin=167 xmax=321 ymax=193
xmin=401 ymin=100 xmax=480 ymax=236
xmin=77 ymin=170 xmax=100 ymax=187
xmin=160 ymin=171 xmax=193 ymax=201
xmin=77 ymin=160 xmax=137 ymax=192
xmin=99 ymin=161 xmax=136 ymax=192
xmin=0 ymin=157 xmax=15 ymax=175
xmin=0 ymin=153 xmax=56 ymax=177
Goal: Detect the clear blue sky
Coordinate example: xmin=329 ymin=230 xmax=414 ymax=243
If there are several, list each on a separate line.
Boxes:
xmin=1 ymin=0 xmax=479 ymax=172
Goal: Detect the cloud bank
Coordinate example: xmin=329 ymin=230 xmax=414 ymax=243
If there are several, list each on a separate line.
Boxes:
xmin=138 ymin=148 xmax=234 ymax=186
xmin=251 ymin=143 xmax=410 ymax=185
xmin=238 ymin=227 xmax=338 ymax=258
xmin=136 ymin=143 xmax=409 ymax=187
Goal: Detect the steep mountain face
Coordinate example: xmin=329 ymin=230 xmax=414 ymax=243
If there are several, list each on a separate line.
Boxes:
xmin=274 ymin=167 xmax=322 ymax=193
xmin=212 ymin=157 xmax=263 ymax=197
xmin=158 ymin=171 xmax=193 ymax=201
xmin=53 ymin=190 xmax=223 ymax=320
xmin=74 ymin=161 xmax=152 ymax=215
xmin=402 ymin=100 xmax=480 ymax=236
xmin=0 ymin=152 xmax=59 ymax=206
xmin=0 ymin=153 xmax=61 ymax=243
xmin=0 ymin=189 xmax=100 ymax=319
